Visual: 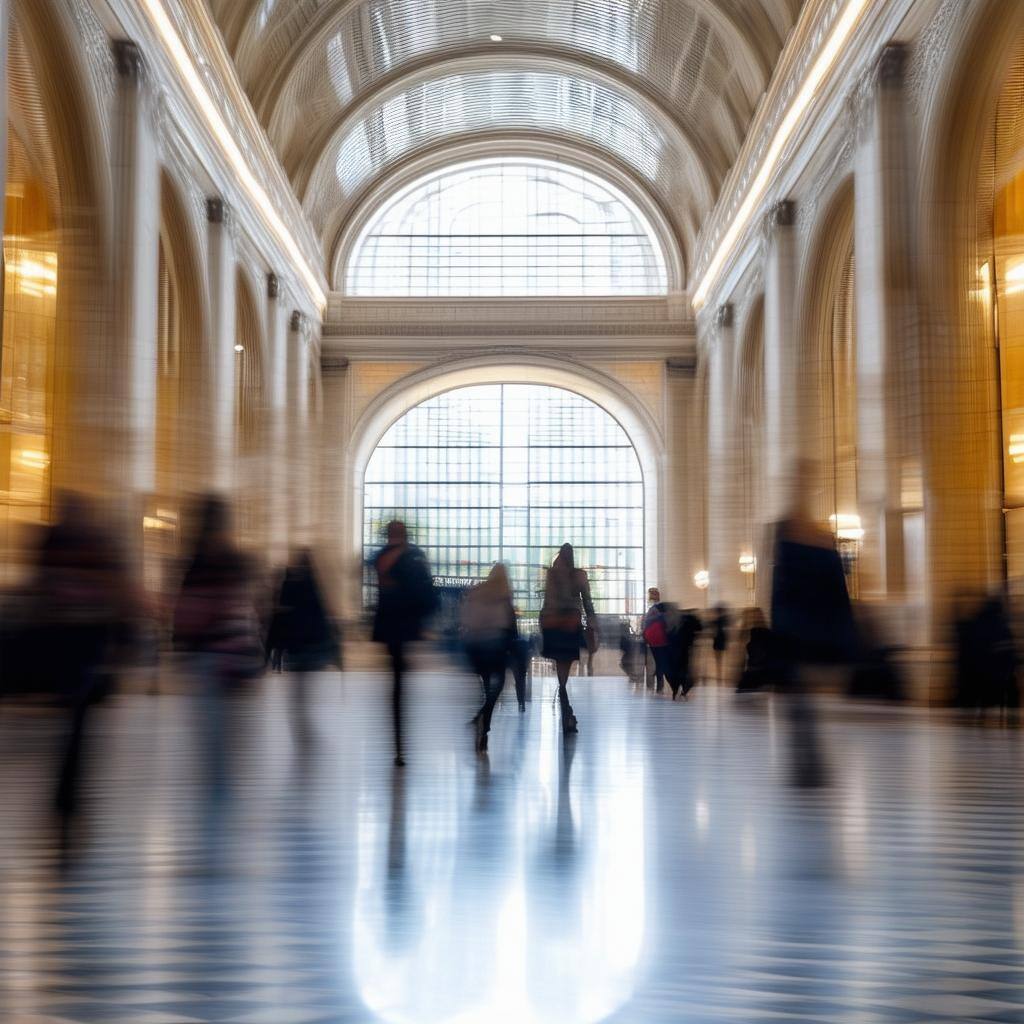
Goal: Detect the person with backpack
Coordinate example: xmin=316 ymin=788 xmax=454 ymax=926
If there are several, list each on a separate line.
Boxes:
xmin=462 ymin=563 xmax=519 ymax=754
xmin=372 ymin=520 xmax=437 ymax=766
xmin=642 ymin=587 xmax=673 ymax=693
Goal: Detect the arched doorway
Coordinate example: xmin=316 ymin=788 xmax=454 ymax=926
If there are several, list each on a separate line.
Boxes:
xmin=362 ymin=382 xmax=646 ymax=626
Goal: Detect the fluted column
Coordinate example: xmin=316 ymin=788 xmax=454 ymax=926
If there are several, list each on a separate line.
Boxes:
xmin=206 ymin=197 xmax=236 ymax=495
xmin=108 ymin=40 xmax=160 ymax=519
xmin=265 ymin=273 xmax=289 ymax=563
xmin=0 ymin=0 xmax=9 ymax=245
xmin=854 ymin=42 xmax=913 ymax=603
xmin=287 ymin=310 xmax=311 ymax=547
xmin=706 ymin=303 xmax=746 ymax=605
xmin=763 ymin=200 xmax=799 ymax=523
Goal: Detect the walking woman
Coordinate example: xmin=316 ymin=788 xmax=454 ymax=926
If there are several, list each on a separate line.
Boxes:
xmin=540 ymin=544 xmax=597 ymax=735
xmin=462 ymin=563 xmax=519 ymax=754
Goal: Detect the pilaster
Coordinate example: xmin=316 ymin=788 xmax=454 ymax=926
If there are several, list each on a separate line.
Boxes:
xmin=109 ymin=39 xmax=160 ymax=510
xmin=853 ymin=41 xmax=914 ymax=606
xmin=206 ymin=196 xmax=236 ymax=494
xmin=763 ymin=199 xmax=800 ymax=524
xmin=288 ymin=310 xmax=311 ymax=547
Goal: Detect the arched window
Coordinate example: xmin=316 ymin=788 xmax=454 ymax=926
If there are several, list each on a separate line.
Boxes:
xmin=363 ymin=383 xmax=645 ymax=621
xmin=346 ymin=158 xmax=669 ymax=297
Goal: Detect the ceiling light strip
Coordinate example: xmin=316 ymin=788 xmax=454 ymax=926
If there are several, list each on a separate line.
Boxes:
xmin=691 ymin=0 xmax=870 ymax=310
xmin=139 ymin=0 xmax=326 ymax=311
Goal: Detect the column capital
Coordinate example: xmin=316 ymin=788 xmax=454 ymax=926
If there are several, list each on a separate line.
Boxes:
xmin=768 ymin=199 xmax=795 ymax=228
xmin=715 ymin=303 xmax=734 ymax=330
xmin=322 ymin=353 xmax=350 ymax=375
xmin=112 ymin=39 xmax=146 ymax=82
xmin=206 ymin=196 xmax=228 ymax=225
xmin=267 ymin=272 xmax=280 ymax=300
xmin=876 ymin=41 xmax=908 ymax=88
xmin=290 ymin=310 xmax=306 ymax=334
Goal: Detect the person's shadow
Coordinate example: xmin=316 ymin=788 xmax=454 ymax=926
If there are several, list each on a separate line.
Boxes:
xmin=383 ymin=768 xmax=422 ymax=954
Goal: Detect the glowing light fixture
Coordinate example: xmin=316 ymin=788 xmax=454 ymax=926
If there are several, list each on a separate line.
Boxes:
xmin=234 ymin=344 xmax=245 ymax=353
xmin=738 ymin=553 xmax=757 ymax=574
xmin=830 ymin=512 xmax=864 ymax=541
xmin=490 ymin=34 xmax=503 ymax=42
xmin=139 ymin=0 xmax=326 ymax=311
xmin=1010 ymin=433 xmax=1024 ymax=464
xmin=693 ymin=569 xmax=710 ymax=590
xmin=692 ymin=0 xmax=871 ymax=309
xmin=1006 ymin=257 xmax=1024 ymax=296
xmin=18 ymin=449 xmax=49 ymax=470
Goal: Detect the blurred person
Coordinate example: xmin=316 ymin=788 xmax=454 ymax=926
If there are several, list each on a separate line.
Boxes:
xmin=771 ymin=461 xmax=857 ymax=787
xmin=672 ymin=607 xmax=703 ymax=700
xmin=539 ymin=543 xmax=597 ymax=735
xmin=711 ymin=603 xmax=731 ymax=683
xmin=371 ymin=520 xmax=437 ymax=766
xmin=462 ymin=563 xmax=519 ymax=754
xmin=954 ymin=592 xmax=1018 ymax=723
xmin=735 ymin=607 xmax=775 ymax=694
xmin=173 ymin=496 xmax=263 ymax=805
xmin=619 ymin=617 xmax=645 ymax=685
xmin=31 ymin=493 xmax=129 ymax=835
xmin=270 ymin=548 xmax=339 ymax=749
xmin=642 ymin=587 xmax=672 ymax=693
xmin=847 ymin=604 xmax=905 ymax=701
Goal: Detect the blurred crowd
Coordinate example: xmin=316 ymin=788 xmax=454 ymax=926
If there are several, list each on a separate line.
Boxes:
xmin=1 ymin=483 xmax=1021 ymax=853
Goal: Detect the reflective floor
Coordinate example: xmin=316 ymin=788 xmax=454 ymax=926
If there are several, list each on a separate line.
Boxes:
xmin=4 ymin=671 xmax=1024 ymax=1023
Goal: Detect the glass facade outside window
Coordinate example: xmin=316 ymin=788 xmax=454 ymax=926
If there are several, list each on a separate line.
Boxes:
xmin=346 ymin=158 xmax=668 ymax=297
xmin=363 ymin=384 xmax=645 ymax=625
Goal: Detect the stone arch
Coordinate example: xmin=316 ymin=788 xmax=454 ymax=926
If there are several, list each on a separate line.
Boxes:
xmin=339 ymin=354 xmax=664 ymax=616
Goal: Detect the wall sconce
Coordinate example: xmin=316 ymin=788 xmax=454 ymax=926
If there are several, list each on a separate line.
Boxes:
xmin=18 ymin=449 xmax=49 ymax=471
xmin=693 ymin=569 xmax=710 ymax=590
xmin=830 ymin=512 xmax=864 ymax=541
xmin=1010 ymin=433 xmax=1024 ymax=464
xmin=738 ymin=553 xmax=757 ymax=574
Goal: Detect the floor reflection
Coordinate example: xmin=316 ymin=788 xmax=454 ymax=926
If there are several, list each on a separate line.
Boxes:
xmin=354 ymin=686 xmax=644 ymax=1023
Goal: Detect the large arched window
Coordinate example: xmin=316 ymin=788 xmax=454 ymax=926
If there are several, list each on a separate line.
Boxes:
xmin=346 ymin=158 xmax=669 ymax=296
xmin=363 ymin=383 xmax=645 ymax=621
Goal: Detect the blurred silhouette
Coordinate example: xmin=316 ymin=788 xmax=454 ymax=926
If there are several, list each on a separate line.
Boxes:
xmin=462 ymin=563 xmax=520 ymax=754
xmin=269 ymin=548 xmax=339 ymax=749
xmin=371 ymin=521 xmax=437 ymax=766
xmin=734 ymin=607 xmax=776 ymax=694
xmin=540 ymin=543 xmax=596 ymax=735
xmin=173 ymin=496 xmax=262 ymax=808
xmin=619 ymin=617 xmax=646 ymax=685
xmin=672 ymin=607 xmax=703 ymax=700
xmin=29 ymin=493 xmax=129 ymax=838
xmin=711 ymin=603 xmax=731 ymax=683
xmin=953 ymin=592 xmax=1018 ymax=723
xmin=642 ymin=587 xmax=672 ymax=693
xmin=847 ymin=605 xmax=906 ymax=701
xmin=771 ymin=462 xmax=857 ymax=787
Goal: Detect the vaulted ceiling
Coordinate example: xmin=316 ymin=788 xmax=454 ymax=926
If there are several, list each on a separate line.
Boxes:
xmin=207 ymin=0 xmax=803 ymax=288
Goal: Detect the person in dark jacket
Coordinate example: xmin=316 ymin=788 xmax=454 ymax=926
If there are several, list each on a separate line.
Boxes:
xmin=735 ymin=607 xmax=775 ymax=694
xmin=271 ymin=548 xmax=337 ymax=747
xmin=672 ymin=608 xmax=703 ymax=700
xmin=173 ymin=496 xmax=260 ymax=804
xmin=31 ymin=493 xmax=128 ymax=838
xmin=711 ymin=604 xmax=731 ymax=683
xmin=462 ymin=563 xmax=519 ymax=753
xmin=771 ymin=461 xmax=857 ymax=786
xmin=372 ymin=521 xmax=436 ymax=766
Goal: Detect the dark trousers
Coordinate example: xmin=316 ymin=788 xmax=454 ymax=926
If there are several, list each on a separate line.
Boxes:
xmin=55 ymin=691 xmax=91 ymax=820
xmin=650 ymin=646 xmax=673 ymax=692
xmin=386 ymin=639 xmax=406 ymax=756
xmin=476 ymin=670 xmax=506 ymax=734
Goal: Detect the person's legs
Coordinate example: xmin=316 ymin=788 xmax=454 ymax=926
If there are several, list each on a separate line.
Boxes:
xmin=652 ymin=647 xmax=672 ymax=694
xmin=475 ymin=664 xmax=505 ymax=752
xmin=556 ymin=660 xmax=576 ymax=732
xmin=387 ymin=639 xmax=406 ymax=764
xmin=291 ymin=669 xmax=312 ymax=747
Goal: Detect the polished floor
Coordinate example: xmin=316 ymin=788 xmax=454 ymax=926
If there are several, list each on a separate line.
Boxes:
xmin=4 ymin=667 xmax=1024 ymax=1023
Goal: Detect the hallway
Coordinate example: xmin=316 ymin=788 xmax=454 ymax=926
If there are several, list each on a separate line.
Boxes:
xmin=4 ymin=675 xmax=1024 ymax=1023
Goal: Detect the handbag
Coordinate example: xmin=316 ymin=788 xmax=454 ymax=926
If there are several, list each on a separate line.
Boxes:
xmin=585 ymin=622 xmax=600 ymax=654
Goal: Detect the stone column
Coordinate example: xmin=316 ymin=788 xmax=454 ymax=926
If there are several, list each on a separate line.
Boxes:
xmin=108 ymin=40 xmax=159 ymax=523
xmin=287 ymin=310 xmax=310 ymax=547
xmin=667 ymin=358 xmax=707 ymax=609
xmin=763 ymin=199 xmax=799 ymax=524
xmin=706 ymin=303 xmax=746 ymax=605
xmin=265 ymin=273 xmax=289 ymax=563
xmin=206 ymin=197 xmax=236 ymax=495
xmin=0 ymin=0 xmax=9 ymax=244
xmin=853 ymin=42 xmax=913 ymax=603
xmin=320 ymin=353 xmax=351 ymax=617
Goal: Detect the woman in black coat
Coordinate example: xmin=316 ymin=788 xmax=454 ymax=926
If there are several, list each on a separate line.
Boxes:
xmin=271 ymin=549 xmax=337 ymax=746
